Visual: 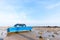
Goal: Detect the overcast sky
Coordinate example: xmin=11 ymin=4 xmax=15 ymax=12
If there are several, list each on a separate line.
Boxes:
xmin=0 ymin=0 xmax=60 ymax=26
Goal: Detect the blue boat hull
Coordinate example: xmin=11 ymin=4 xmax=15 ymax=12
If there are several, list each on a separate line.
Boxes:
xmin=7 ymin=26 xmax=32 ymax=32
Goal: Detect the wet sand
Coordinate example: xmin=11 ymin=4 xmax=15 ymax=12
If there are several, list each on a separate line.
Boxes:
xmin=4 ymin=32 xmax=38 ymax=40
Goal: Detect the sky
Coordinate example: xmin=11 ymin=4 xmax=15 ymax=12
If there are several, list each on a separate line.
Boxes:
xmin=0 ymin=0 xmax=60 ymax=26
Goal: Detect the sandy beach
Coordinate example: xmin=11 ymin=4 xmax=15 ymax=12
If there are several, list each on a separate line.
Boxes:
xmin=2 ymin=27 xmax=60 ymax=40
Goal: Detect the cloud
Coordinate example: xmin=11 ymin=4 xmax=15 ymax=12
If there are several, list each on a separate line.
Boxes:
xmin=0 ymin=12 xmax=29 ymax=26
xmin=46 ymin=2 xmax=60 ymax=9
xmin=0 ymin=0 xmax=43 ymax=26
xmin=0 ymin=0 xmax=32 ymax=26
xmin=41 ymin=13 xmax=60 ymax=26
xmin=0 ymin=0 xmax=60 ymax=26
